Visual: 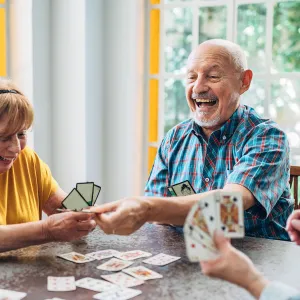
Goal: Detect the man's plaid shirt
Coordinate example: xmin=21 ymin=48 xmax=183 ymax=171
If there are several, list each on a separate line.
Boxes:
xmin=145 ymin=105 xmax=293 ymax=240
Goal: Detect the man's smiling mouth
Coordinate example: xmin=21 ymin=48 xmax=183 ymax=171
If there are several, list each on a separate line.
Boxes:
xmin=194 ymin=98 xmax=217 ymax=107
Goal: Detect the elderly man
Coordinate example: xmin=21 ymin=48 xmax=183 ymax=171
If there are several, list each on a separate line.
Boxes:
xmin=91 ymin=39 xmax=293 ymax=240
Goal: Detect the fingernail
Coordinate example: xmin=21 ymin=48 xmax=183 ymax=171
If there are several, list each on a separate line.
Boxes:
xmin=290 ymin=234 xmax=295 ymax=241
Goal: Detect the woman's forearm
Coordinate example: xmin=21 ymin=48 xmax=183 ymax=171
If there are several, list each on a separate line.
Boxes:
xmin=0 ymin=220 xmax=51 ymax=253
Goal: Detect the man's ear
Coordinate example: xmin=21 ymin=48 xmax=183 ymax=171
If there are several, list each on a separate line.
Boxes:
xmin=239 ymin=69 xmax=253 ymax=95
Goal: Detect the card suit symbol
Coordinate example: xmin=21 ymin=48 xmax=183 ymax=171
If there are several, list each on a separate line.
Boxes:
xmin=205 ymin=202 xmax=209 ymax=207
xmin=221 ymin=226 xmax=226 ymax=231
xmin=233 ymin=197 xmax=238 ymax=202
xmin=200 ymin=234 xmax=203 ymax=239
xmin=210 ymin=216 xmax=214 ymax=221
xmin=191 ymin=244 xmax=195 ymax=248
xmin=189 ymin=225 xmax=193 ymax=231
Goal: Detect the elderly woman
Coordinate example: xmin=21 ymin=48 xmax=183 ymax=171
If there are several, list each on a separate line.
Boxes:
xmin=0 ymin=80 xmax=96 ymax=252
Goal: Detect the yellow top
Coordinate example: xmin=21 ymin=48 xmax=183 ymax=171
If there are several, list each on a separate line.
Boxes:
xmin=0 ymin=146 xmax=58 ymax=225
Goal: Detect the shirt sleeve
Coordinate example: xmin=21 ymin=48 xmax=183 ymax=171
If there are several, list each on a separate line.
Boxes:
xmin=226 ymin=125 xmax=290 ymax=218
xmin=145 ymin=134 xmax=171 ymax=197
xmin=260 ymin=282 xmax=300 ymax=300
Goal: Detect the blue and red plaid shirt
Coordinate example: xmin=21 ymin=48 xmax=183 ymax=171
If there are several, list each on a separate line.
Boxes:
xmin=145 ymin=105 xmax=293 ymax=240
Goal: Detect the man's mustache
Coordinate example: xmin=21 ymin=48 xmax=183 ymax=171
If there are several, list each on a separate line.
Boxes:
xmin=192 ymin=93 xmax=218 ymax=101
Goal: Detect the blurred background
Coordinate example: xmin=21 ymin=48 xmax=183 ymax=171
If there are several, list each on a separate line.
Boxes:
xmin=0 ymin=0 xmax=299 ymax=203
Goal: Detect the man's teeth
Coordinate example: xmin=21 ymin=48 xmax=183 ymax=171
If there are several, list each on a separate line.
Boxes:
xmin=195 ymin=99 xmax=216 ymax=103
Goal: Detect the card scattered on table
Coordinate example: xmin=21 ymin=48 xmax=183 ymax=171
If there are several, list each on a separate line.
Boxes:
xmin=101 ymin=272 xmax=145 ymax=288
xmin=184 ymin=190 xmax=244 ymax=262
xmin=115 ymin=250 xmax=152 ymax=261
xmin=86 ymin=249 xmax=121 ymax=260
xmin=57 ymin=252 xmax=95 ymax=264
xmin=143 ymin=253 xmax=180 ymax=266
xmin=47 ymin=276 xmax=76 ymax=292
xmin=123 ymin=266 xmax=163 ymax=280
xmin=61 ymin=182 xmax=101 ymax=211
xmin=75 ymin=277 xmax=117 ymax=292
xmin=0 ymin=288 xmax=27 ymax=300
xmin=97 ymin=258 xmax=134 ymax=271
xmin=93 ymin=287 xmax=142 ymax=300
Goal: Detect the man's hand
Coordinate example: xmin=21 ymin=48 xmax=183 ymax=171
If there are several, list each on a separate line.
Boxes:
xmin=200 ymin=231 xmax=269 ymax=299
xmin=88 ymin=197 xmax=151 ymax=235
xmin=286 ymin=209 xmax=300 ymax=244
xmin=42 ymin=212 xmax=96 ymax=242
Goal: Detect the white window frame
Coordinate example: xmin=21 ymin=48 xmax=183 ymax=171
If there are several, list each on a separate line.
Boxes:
xmin=146 ymin=0 xmax=300 ymax=160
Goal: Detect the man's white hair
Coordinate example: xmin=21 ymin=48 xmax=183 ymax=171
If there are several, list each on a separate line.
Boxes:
xmin=201 ymin=39 xmax=248 ymax=71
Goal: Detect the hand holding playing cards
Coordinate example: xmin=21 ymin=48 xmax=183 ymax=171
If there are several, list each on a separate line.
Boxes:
xmin=286 ymin=209 xmax=300 ymax=245
xmin=89 ymin=197 xmax=150 ymax=235
xmin=200 ymin=231 xmax=269 ymax=299
xmin=43 ymin=212 xmax=96 ymax=242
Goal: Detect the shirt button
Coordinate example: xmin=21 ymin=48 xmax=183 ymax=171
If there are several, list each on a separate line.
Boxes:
xmin=222 ymin=135 xmax=227 ymax=140
xmin=205 ymin=178 xmax=210 ymax=183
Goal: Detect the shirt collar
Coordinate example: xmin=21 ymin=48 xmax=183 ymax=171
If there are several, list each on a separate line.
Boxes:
xmin=190 ymin=104 xmax=245 ymax=141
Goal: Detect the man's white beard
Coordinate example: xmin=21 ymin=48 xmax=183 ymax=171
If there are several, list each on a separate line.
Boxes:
xmin=193 ymin=111 xmax=221 ymax=128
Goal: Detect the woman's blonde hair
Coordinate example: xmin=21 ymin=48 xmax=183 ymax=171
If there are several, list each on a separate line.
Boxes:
xmin=0 ymin=79 xmax=34 ymax=136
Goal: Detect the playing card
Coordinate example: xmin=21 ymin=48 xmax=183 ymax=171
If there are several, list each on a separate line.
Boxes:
xmin=44 ymin=298 xmax=66 ymax=300
xmin=171 ymin=180 xmax=196 ymax=196
xmin=75 ymin=277 xmax=117 ymax=292
xmin=97 ymin=258 xmax=133 ymax=271
xmin=61 ymin=188 xmax=90 ymax=211
xmin=184 ymin=232 xmax=219 ymax=262
xmin=184 ymin=202 xmax=217 ymax=252
xmin=101 ymin=272 xmax=144 ymax=288
xmin=123 ymin=266 xmax=163 ymax=280
xmin=114 ymin=250 xmax=152 ymax=261
xmin=93 ymin=287 xmax=142 ymax=300
xmin=86 ymin=249 xmax=120 ymax=260
xmin=76 ymin=182 xmax=94 ymax=206
xmin=216 ymin=191 xmax=244 ymax=237
xmin=167 ymin=187 xmax=177 ymax=196
xmin=0 ymin=288 xmax=27 ymax=300
xmin=92 ymin=184 xmax=101 ymax=205
xmin=47 ymin=276 xmax=76 ymax=292
xmin=57 ymin=252 xmax=95 ymax=264
xmin=142 ymin=253 xmax=180 ymax=266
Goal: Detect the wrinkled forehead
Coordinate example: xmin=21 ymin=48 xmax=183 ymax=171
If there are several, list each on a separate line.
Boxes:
xmin=187 ymin=44 xmax=234 ymax=71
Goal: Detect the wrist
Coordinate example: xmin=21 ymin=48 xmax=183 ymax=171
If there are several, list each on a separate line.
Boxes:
xmin=41 ymin=219 xmax=54 ymax=242
xmin=245 ymin=271 xmax=269 ymax=299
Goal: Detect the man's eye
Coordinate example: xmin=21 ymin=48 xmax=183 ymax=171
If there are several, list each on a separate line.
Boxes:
xmin=208 ymin=75 xmax=220 ymax=79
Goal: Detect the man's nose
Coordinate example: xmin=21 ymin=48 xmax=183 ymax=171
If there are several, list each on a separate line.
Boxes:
xmin=193 ymin=75 xmax=209 ymax=94
xmin=8 ymin=136 xmax=21 ymax=153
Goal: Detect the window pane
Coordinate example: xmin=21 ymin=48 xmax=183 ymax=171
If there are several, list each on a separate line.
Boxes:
xmin=150 ymin=9 xmax=160 ymax=74
xmin=199 ymin=6 xmax=227 ymax=44
xmin=165 ymin=8 xmax=192 ymax=74
xmin=270 ymin=78 xmax=300 ymax=149
xmin=0 ymin=8 xmax=6 ymax=77
xmin=148 ymin=147 xmax=157 ymax=174
xmin=164 ymin=79 xmax=190 ymax=133
xmin=237 ymin=4 xmax=266 ymax=73
xmin=240 ymin=78 xmax=265 ymax=117
xmin=273 ymin=1 xmax=300 ymax=72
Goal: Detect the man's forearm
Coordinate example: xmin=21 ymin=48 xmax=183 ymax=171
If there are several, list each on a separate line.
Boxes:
xmin=0 ymin=220 xmax=52 ymax=253
xmin=146 ymin=190 xmax=220 ymax=225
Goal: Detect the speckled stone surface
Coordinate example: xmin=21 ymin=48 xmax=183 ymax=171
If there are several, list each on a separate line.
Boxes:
xmin=0 ymin=224 xmax=300 ymax=300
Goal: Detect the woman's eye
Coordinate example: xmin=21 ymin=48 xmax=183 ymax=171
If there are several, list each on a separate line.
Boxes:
xmin=0 ymin=137 xmax=10 ymax=142
xmin=17 ymin=132 xmax=27 ymax=139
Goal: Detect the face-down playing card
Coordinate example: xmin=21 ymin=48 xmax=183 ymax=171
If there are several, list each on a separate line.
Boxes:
xmin=76 ymin=182 xmax=94 ymax=206
xmin=61 ymin=188 xmax=90 ymax=211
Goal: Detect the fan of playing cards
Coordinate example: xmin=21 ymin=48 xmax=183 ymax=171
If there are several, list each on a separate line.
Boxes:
xmin=59 ymin=182 xmax=101 ymax=211
xmin=184 ymin=190 xmax=245 ymax=262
